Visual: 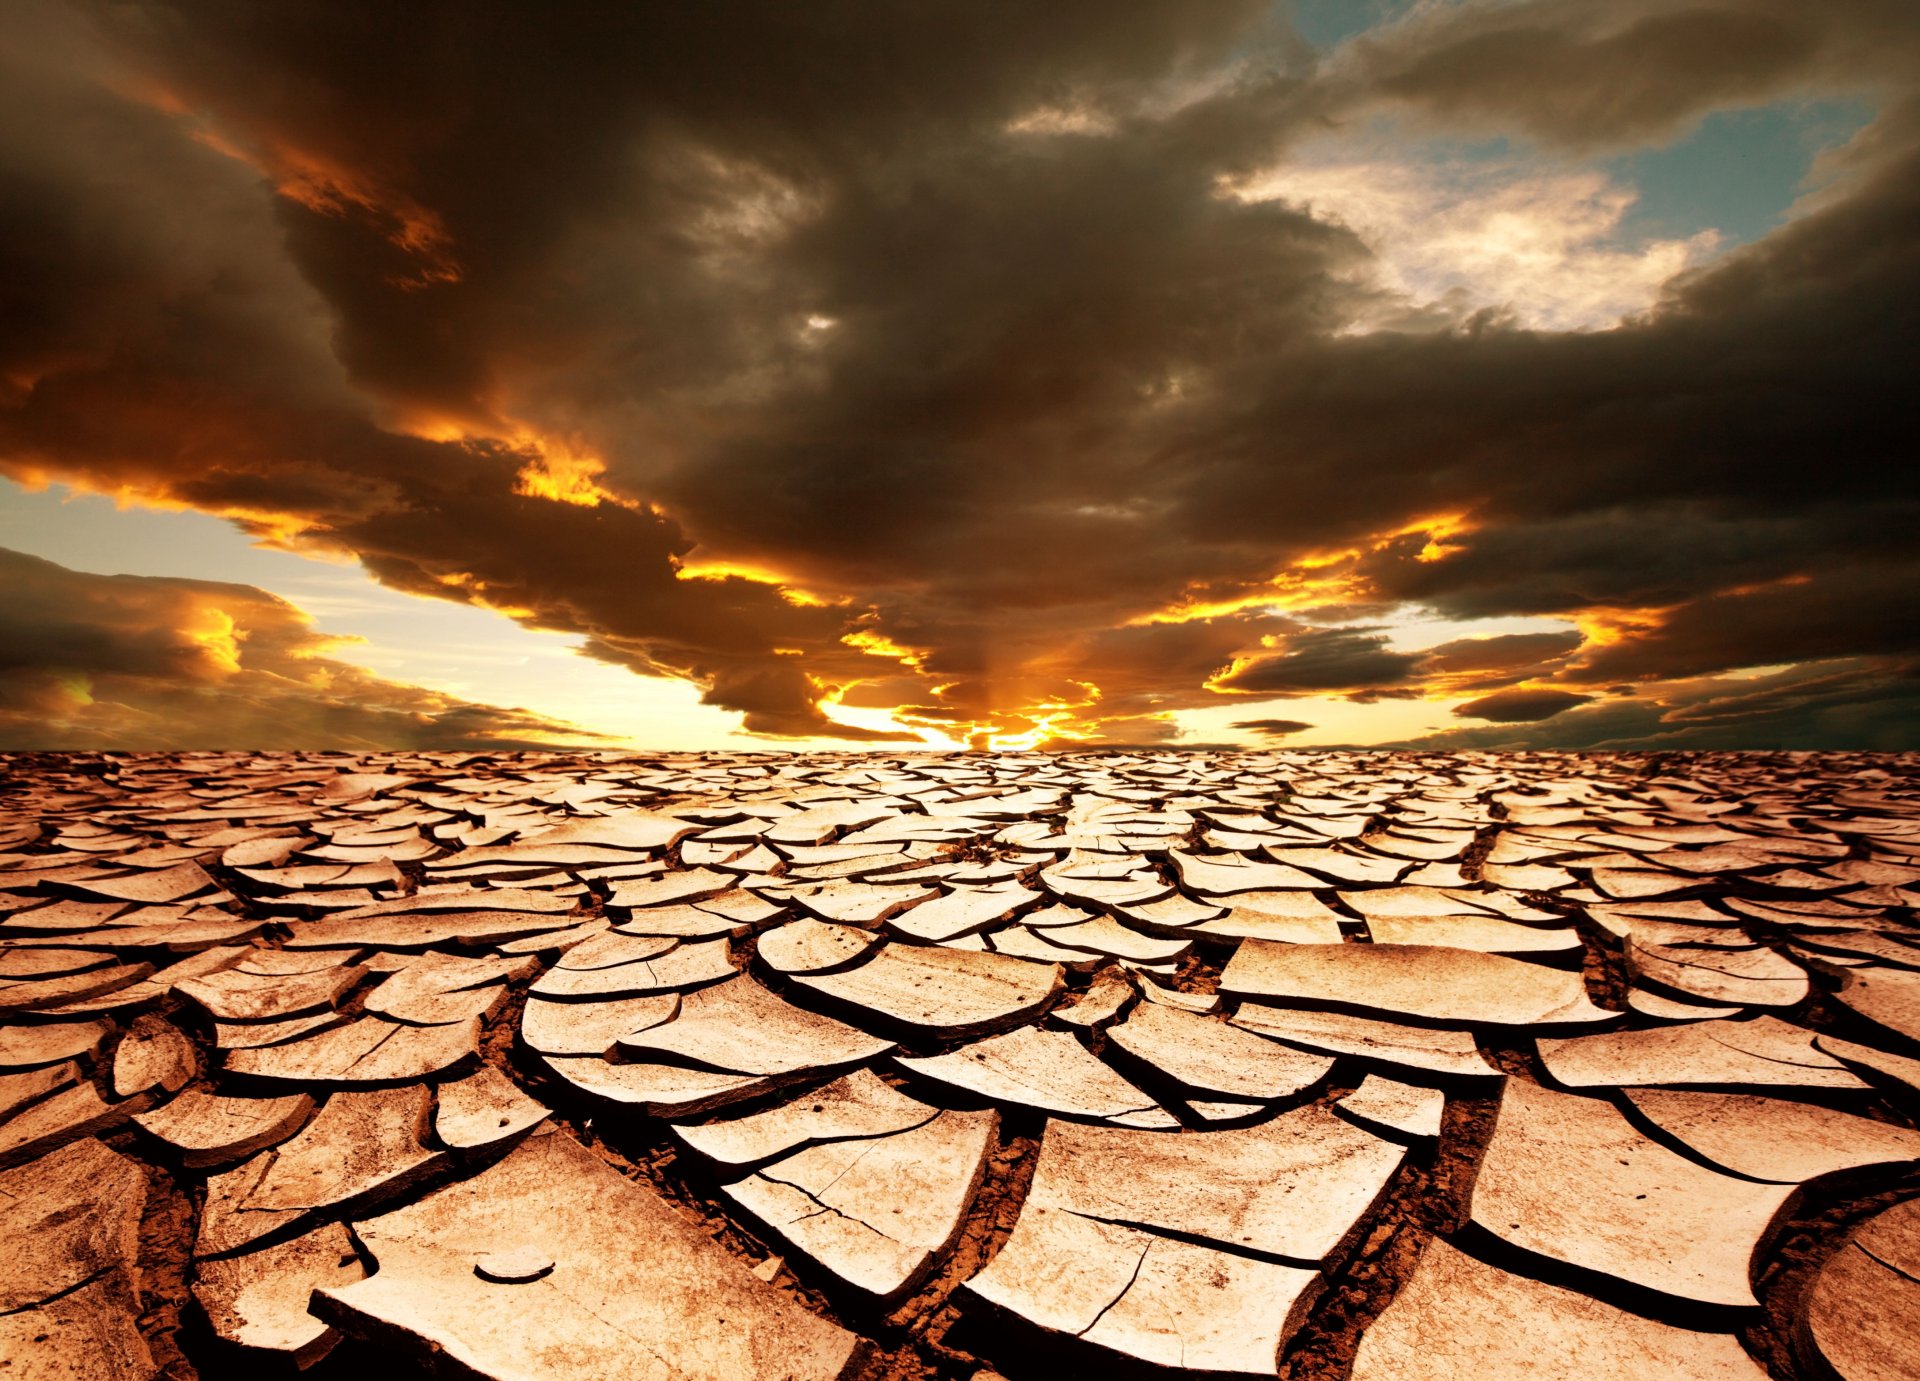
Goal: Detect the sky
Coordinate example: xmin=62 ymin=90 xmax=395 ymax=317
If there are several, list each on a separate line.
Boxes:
xmin=0 ymin=0 xmax=1915 ymax=753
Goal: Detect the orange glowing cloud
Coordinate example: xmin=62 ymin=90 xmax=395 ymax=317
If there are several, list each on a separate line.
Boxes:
xmin=4 ymin=0 xmax=1914 ymax=753
xmin=0 ymin=548 xmax=598 ymax=749
xmin=184 ymin=122 xmax=462 ymax=291
xmin=508 ymin=435 xmax=627 ymax=509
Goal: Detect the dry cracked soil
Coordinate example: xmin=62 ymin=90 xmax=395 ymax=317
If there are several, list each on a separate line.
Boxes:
xmin=1 ymin=747 xmax=1918 ymax=1380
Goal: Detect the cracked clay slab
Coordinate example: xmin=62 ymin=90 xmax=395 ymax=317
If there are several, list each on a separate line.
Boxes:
xmin=1538 ymin=1017 xmax=1870 ymax=1091
xmin=894 ymin=1025 xmax=1177 ymax=1128
xmin=1221 ymin=941 xmax=1618 ymax=1028
xmin=1353 ymin=1234 xmax=1766 ymax=1380
xmin=967 ymin=1205 xmax=1320 ymax=1374
xmin=198 ymin=1084 xmax=445 ymax=1255
xmin=314 ymin=1123 xmax=859 ymax=1379
xmin=724 ymin=1105 xmax=997 ymax=1300
xmin=223 ymin=1013 xmax=481 ymax=1085
xmin=613 ymin=974 xmax=894 ymax=1076
xmin=961 ymin=1106 xmax=1401 ymax=1370
xmin=1468 ymin=1078 xmax=1794 ymax=1308
xmin=1624 ymin=1088 xmax=1920 ymax=1183
xmin=1797 ymin=1196 xmax=1920 ymax=1381
xmin=1106 ymin=1000 xmax=1335 ymax=1103
xmin=672 ymin=1067 xmax=937 ymax=1168
xmin=134 ymin=1089 xmax=315 ymax=1168
xmin=1018 ymin=1105 xmax=1405 ymax=1264
xmin=1230 ymin=1003 xmax=1500 ymax=1078
xmin=785 ymin=937 xmax=1064 ymax=1039
xmin=192 ymin=1221 xmax=366 ymax=1365
xmin=0 ymin=1138 xmax=154 ymax=1378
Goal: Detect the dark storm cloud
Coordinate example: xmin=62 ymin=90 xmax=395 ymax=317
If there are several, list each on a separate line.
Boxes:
xmin=1211 ymin=624 xmax=1588 ymax=710
xmin=1421 ymin=631 xmax=1584 ymax=674
xmin=0 ymin=6 xmax=911 ymax=736
xmin=1164 ymin=68 xmax=1920 ymax=737
xmin=1230 ymin=718 xmax=1315 ymax=737
xmin=1213 ymin=627 xmax=1424 ymax=696
xmin=1453 ymin=687 xmax=1594 ymax=723
xmin=0 ymin=548 xmax=594 ymax=750
xmin=1330 ymin=1 xmax=1920 ymax=150
xmin=1059 ymin=613 xmax=1304 ymax=715
xmin=104 ymin=0 xmax=1291 ymax=428
xmin=1574 ymin=565 xmax=1920 ymax=684
xmin=1393 ymin=660 xmax=1920 ymax=752
xmin=692 ymin=661 xmax=921 ymax=743
xmin=0 ymin=0 xmax=1916 ymax=747
xmin=1418 ymin=630 xmax=1586 ymax=692
xmin=0 ymin=0 xmax=1333 ymax=741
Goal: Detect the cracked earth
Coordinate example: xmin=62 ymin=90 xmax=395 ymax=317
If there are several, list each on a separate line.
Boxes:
xmin=1 ymin=749 xmax=1918 ymax=1379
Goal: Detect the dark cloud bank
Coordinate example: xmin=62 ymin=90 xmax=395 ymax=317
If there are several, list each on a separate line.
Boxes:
xmin=0 ymin=0 xmax=1915 ymax=749
xmin=0 ymin=548 xmax=593 ymax=750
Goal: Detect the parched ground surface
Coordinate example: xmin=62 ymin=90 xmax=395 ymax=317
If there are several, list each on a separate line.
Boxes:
xmin=2 ymin=749 xmax=1919 ymax=1381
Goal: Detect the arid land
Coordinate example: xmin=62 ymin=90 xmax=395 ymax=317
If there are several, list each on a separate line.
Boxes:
xmin=2 ymin=749 xmax=1917 ymax=1379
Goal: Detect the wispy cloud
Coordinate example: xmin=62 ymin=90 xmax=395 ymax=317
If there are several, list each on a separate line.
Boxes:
xmin=0 ymin=548 xmax=601 ymax=750
xmin=1230 ymin=154 xmax=1719 ymax=330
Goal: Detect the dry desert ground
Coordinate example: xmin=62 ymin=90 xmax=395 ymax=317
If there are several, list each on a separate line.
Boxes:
xmin=2 ymin=749 xmax=1918 ymax=1379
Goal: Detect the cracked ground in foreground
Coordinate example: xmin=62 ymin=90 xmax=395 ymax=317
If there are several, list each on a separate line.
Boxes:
xmin=2 ymin=749 xmax=1919 ymax=1380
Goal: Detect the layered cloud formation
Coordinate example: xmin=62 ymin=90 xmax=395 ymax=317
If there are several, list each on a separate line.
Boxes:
xmin=0 ymin=549 xmax=593 ymax=749
xmin=1 ymin=0 xmax=1915 ymax=749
